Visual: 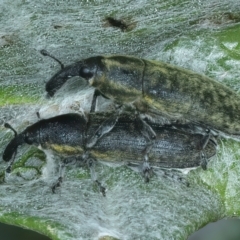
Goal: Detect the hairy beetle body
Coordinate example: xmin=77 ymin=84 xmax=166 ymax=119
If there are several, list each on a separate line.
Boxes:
xmin=42 ymin=52 xmax=240 ymax=140
xmin=3 ymin=112 xmax=216 ymax=170
xmin=3 ymin=114 xmax=87 ymax=162
xmin=90 ymin=56 xmax=240 ymax=138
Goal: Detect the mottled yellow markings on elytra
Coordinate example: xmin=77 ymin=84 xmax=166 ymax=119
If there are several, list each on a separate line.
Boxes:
xmin=90 ymin=149 xmax=142 ymax=163
xmin=49 ymin=144 xmax=84 ymax=155
xmin=94 ymin=78 xmax=142 ymax=103
xmin=142 ymin=94 xmax=191 ymax=115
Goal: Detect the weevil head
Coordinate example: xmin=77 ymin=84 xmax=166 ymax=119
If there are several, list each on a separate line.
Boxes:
xmin=45 ymin=56 xmax=104 ymax=97
xmin=2 ymin=123 xmax=41 ymax=162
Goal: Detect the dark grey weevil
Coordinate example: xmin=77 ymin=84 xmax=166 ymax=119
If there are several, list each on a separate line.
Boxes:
xmin=3 ymin=112 xmax=216 ymax=193
xmin=40 ymin=50 xmax=240 ymax=140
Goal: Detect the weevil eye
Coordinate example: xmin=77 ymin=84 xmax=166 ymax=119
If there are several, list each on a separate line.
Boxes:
xmin=79 ymin=66 xmax=94 ymax=80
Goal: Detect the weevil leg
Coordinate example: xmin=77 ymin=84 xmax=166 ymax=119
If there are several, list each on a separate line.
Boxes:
xmin=86 ymin=157 xmax=106 ymax=196
xmin=52 ymin=176 xmax=63 ymax=193
xmin=86 ymin=113 xmax=119 ymax=149
xmin=90 ymin=89 xmax=110 ymax=113
xmin=5 ymin=150 xmax=17 ymax=173
xmin=141 ymin=153 xmax=154 ymax=183
xmin=140 ymin=142 xmax=154 ymax=182
xmin=138 ymin=109 xmax=176 ymax=126
xmin=90 ymin=90 xmax=101 ymax=112
xmin=51 ymin=156 xmax=79 ymax=193
xmin=36 ymin=111 xmax=41 ymax=119
xmin=135 ymin=116 xmax=156 ymax=141
xmin=125 ymin=160 xmax=153 ymax=181
xmin=200 ymin=152 xmax=207 ymax=170
xmin=201 ymin=129 xmax=211 ymax=148
xmin=95 ymin=180 xmax=106 ymax=197
xmin=52 ymin=161 xmax=66 ymax=193
xmin=134 ymin=117 xmax=156 ymax=182
xmin=199 ymin=129 xmax=215 ymax=170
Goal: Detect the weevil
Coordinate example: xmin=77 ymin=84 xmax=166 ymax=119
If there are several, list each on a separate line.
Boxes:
xmin=41 ymin=50 xmax=240 ymax=140
xmin=2 ymin=111 xmax=217 ymax=193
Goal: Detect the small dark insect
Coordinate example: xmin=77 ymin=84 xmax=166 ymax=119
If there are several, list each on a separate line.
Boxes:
xmin=104 ymin=17 xmax=129 ymax=31
xmin=53 ymin=25 xmax=63 ymax=29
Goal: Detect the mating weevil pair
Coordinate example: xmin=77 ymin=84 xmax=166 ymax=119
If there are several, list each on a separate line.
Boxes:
xmin=4 ymin=48 xmax=238 ymax=193
xmin=2 ymin=111 xmax=217 ymax=195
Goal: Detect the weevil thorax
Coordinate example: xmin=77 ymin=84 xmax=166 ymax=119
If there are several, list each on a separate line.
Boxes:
xmin=35 ymin=114 xmax=87 ymax=154
xmin=90 ymin=55 xmax=145 ymax=104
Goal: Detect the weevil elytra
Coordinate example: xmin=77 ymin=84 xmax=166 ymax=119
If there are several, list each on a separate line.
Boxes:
xmin=41 ymin=50 xmax=240 ymax=140
xmin=3 ymin=111 xmax=217 ymax=193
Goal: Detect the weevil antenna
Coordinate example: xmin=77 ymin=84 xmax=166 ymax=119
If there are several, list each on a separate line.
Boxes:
xmin=4 ymin=123 xmax=18 ymax=137
xmin=40 ymin=49 xmax=65 ymax=69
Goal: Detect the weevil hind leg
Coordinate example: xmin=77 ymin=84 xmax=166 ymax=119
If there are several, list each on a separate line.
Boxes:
xmin=198 ymin=128 xmax=216 ymax=170
xmin=127 ymin=162 xmax=189 ymax=187
xmin=51 ymin=155 xmax=106 ymax=196
xmin=140 ymin=145 xmax=154 ymax=182
xmin=128 ymin=142 xmax=154 ymax=183
xmin=132 ymin=117 xmax=156 ymax=182
xmin=156 ymin=168 xmax=190 ymax=187
xmin=141 ymin=161 xmax=154 ymax=183
xmin=52 ymin=162 xmax=66 ymax=193
xmin=86 ymin=157 xmax=106 ymax=196
xmin=127 ymin=161 xmax=154 ymax=183
xmin=90 ymin=89 xmax=110 ymax=113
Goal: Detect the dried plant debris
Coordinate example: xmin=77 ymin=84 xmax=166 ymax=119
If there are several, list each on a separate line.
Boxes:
xmin=103 ymin=17 xmax=136 ymax=32
xmin=53 ymin=25 xmax=64 ymax=29
xmin=0 ymin=34 xmax=15 ymax=47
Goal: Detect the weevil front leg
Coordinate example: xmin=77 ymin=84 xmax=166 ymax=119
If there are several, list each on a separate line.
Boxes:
xmin=199 ymin=129 xmax=217 ymax=170
xmin=90 ymin=89 xmax=110 ymax=112
xmin=52 ymin=157 xmax=76 ymax=193
xmin=86 ymin=112 xmax=120 ymax=149
xmin=51 ymin=155 xmax=105 ymax=196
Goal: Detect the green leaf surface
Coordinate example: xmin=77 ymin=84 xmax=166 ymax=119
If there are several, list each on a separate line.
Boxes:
xmin=0 ymin=0 xmax=240 ymax=239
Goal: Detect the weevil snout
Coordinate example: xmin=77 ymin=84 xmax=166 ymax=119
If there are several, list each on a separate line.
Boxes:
xmin=41 ymin=49 xmax=104 ymax=97
xmin=3 ymin=123 xmax=39 ymax=162
xmin=2 ymin=134 xmax=24 ymax=162
xmin=45 ymin=64 xmax=82 ymax=97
